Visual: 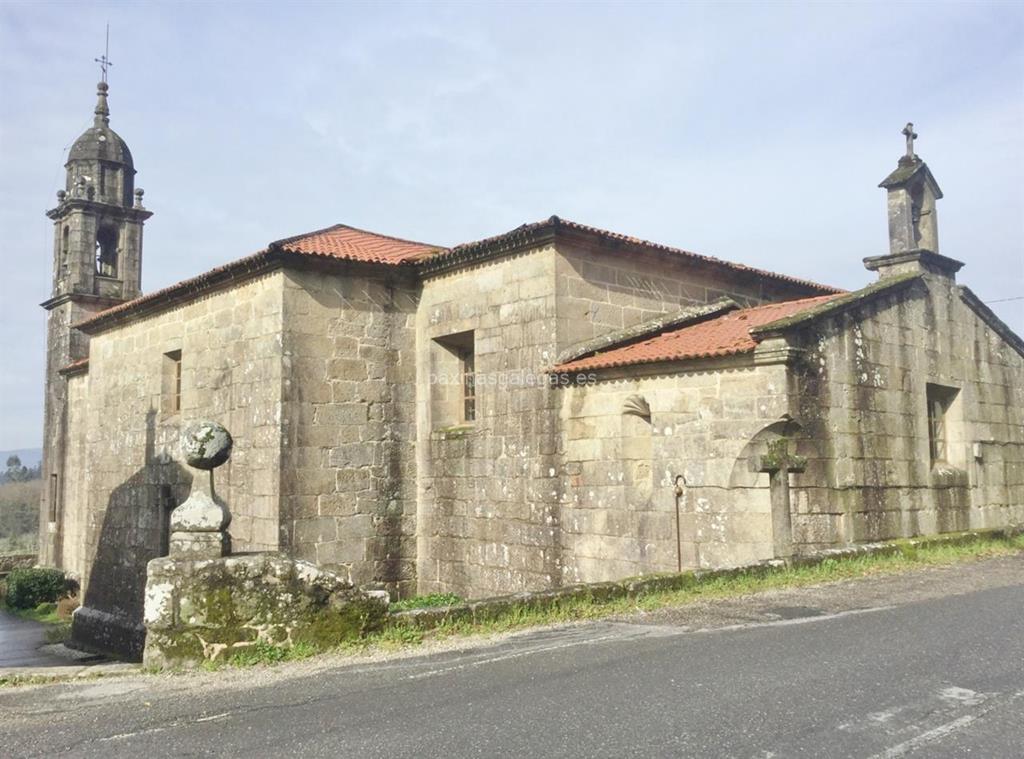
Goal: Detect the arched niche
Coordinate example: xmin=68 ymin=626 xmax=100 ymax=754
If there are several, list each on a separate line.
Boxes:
xmin=729 ymin=417 xmax=804 ymax=488
xmin=622 ymin=394 xmax=653 ymax=503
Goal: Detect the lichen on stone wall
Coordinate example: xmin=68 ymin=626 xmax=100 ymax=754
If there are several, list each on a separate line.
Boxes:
xmin=143 ymin=553 xmax=388 ymax=667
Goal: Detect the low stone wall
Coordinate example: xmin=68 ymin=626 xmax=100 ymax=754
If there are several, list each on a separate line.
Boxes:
xmin=392 ymin=527 xmax=1023 ymax=630
xmin=0 ymin=554 xmax=36 ymax=579
xmin=143 ymin=553 xmax=388 ymax=667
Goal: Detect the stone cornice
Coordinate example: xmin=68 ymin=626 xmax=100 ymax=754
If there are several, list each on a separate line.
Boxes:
xmin=417 ymin=220 xmax=557 ymax=277
xmin=750 ymin=272 xmax=923 ymax=339
xmin=46 ymin=198 xmax=153 ymax=222
xmin=958 ymin=286 xmax=1024 ymax=358
xmin=74 ymin=249 xmax=419 ymax=335
xmin=862 ymin=249 xmax=963 ymax=275
xmin=40 ymin=291 xmax=126 ymax=311
xmin=75 ymin=250 xmax=285 ymax=334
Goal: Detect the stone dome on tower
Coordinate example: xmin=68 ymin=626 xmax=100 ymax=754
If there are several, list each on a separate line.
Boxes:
xmin=63 ymin=81 xmax=137 ymax=207
xmin=67 ymin=81 xmax=134 ymax=168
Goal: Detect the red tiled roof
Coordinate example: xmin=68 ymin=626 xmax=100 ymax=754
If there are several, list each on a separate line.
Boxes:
xmin=76 ymin=250 xmax=274 ymax=332
xmin=76 ymin=218 xmax=839 ymax=334
xmin=58 ymin=357 xmax=90 ymax=375
xmin=270 ymin=224 xmax=441 ymax=264
xmin=76 ymin=226 xmax=441 ymax=333
xmin=555 ymin=294 xmax=841 ymax=372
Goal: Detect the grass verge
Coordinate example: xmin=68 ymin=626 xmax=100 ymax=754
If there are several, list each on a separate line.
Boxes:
xmin=354 ymin=532 xmax=1024 ymax=651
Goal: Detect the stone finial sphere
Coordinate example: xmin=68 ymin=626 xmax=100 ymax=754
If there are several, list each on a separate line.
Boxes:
xmin=181 ymin=420 xmax=233 ymax=470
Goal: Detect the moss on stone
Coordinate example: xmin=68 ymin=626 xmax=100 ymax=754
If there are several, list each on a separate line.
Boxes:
xmin=144 ymin=554 xmax=389 ymax=667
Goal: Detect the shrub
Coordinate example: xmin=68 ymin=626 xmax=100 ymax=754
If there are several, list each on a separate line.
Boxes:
xmin=4 ymin=568 xmax=70 ymax=610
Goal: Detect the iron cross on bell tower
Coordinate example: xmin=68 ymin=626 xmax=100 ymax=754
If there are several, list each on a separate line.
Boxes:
xmin=95 ymin=24 xmax=113 ymax=83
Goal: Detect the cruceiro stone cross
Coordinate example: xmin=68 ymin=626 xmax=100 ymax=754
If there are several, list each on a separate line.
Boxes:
xmin=169 ymin=420 xmax=233 ymax=559
xmin=752 ymin=438 xmax=806 ymax=559
xmin=902 ymin=122 xmax=918 ymax=159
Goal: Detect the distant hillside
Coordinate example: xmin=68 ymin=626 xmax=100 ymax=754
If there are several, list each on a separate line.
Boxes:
xmin=0 ymin=478 xmax=39 ymax=555
xmin=0 ymin=449 xmax=42 ymax=470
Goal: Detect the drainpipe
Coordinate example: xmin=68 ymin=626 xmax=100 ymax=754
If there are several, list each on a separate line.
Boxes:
xmin=673 ymin=475 xmax=687 ymax=573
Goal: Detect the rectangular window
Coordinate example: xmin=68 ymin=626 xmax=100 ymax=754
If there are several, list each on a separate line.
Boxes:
xmin=926 ymin=383 xmax=960 ymax=465
xmin=431 ymin=330 xmax=476 ymax=426
xmin=48 ymin=473 xmax=59 ymax=522
xmin=162 ymin=350 xmax=182 ymax=415
xmin=462 ymin=348 xmax=476 ymax=422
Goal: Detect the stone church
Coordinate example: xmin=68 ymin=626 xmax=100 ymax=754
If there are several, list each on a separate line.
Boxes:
xmin=39 ymin=82 xmax=1023 ymax=652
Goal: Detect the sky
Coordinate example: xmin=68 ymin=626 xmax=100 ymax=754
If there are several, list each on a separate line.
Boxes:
xmin=0 ymin=1 xmax=1022 ymax=450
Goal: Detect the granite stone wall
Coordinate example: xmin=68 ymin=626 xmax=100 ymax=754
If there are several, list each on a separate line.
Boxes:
xmin=63 ymin=271 xmax=287 ymax=657
xmin=279 ymin=267 xmax=419 ymax=596
xmin=555 ymin=239 xmax=824 ymax=355
xmin=789 ymin=273 xmax=1024 ymax=548
xmin=416 ymin=247 xmax=562 ymax=598
xmin=557 ymin=360 xmax=792 ymax=580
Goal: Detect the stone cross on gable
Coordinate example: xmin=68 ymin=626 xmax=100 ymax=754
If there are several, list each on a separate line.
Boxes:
xmin=751 ymin=438 xmax=806 ymax=559
xmin=902 ymin=122 xmax=918 ymax=159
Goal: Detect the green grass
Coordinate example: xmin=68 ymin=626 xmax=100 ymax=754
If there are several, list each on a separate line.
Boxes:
xmin=369 ymin=533 xmax=1024 ymax=646
xmin=222 ymin=641 xmax=317 ymax=668
xmin=5 ymin=601 xmax=63 ymax=625
xmin=5 ymin=532 xmax=1019 ymax=680
xmin=389 ymin=592 xmax=462 ymax=612
xmin=210 ymin=533 xmax=1024 ymax=668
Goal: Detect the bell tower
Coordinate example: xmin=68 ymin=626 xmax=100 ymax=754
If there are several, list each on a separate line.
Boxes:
xmin=865 ymin=123 xmax=962 ymax=282
xmin=46 ymin=79 xmax=151 ymax=303
xmin=38 ymin=68 xmax=153 ymax=567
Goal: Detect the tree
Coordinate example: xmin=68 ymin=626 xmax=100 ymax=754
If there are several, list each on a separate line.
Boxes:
xmin=4 ymin=456 xmax=30 ymax=484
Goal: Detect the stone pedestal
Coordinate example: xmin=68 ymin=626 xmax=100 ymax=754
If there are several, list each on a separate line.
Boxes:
xmin=168 ymin=421 xmax=234 ymax=559
xmin=169 ymin=470 xmax=231 ymax=559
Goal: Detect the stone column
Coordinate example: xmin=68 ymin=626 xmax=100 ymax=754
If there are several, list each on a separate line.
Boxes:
xmin=752 ymin=438 xmax=806 ymax=559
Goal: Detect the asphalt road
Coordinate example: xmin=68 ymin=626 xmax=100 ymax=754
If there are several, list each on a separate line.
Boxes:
xmin=0 ymin=610 xmax=71 ymax=668
xmin=1 ymin=557 xmax=1022 ymax=758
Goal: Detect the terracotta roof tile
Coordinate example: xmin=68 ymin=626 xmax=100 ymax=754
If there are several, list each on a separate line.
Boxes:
xmin=58 ymin=357 xmax=90 ymax=375
xmin=556 ymin=294 xmax=841 ymax=372
xmin=271 ymin=224 xmax=441 ymax=264
xmin=76 ymin=249 xmax=273 ymax=332
xmin=75 ymin=219 xmax=839 ymax=334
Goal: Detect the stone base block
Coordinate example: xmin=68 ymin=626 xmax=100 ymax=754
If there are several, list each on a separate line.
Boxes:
xmin=143 ymin=553 xmax=389 ymax=668
xmin=70 ymin=605 xmax=147 ymax=662
xmin=169 ymin=531 xmax=230 ymax=560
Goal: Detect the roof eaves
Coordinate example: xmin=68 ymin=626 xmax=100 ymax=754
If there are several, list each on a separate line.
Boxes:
xmin=750 ymin=271 xmax=922 ymax=338
xmin=554 ymin=219 xmax=844 ymax=295
xmin=58 ymin=358 xmax=90 ymax=376
xmin=420 ymin=216 xmax=843 ymax=293
xmin=558 ymin=347 xmax=756 ymax=376
xmin=75 ymin=249 xmax=282 ymax=334
xmin=418 ymin=218 xmax=557 ymax=275
xmin=958 ymin=286 xmax=1024 ymax=358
